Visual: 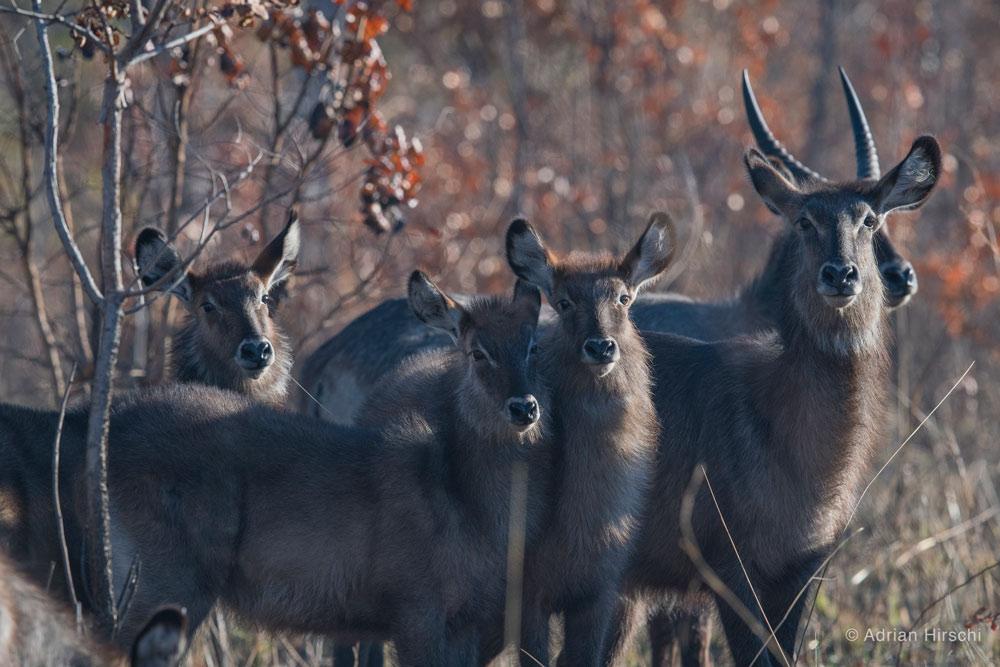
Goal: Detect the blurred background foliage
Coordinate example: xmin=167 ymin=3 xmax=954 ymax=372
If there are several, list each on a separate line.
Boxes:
xmin=1 ymin=0 xmax=998 ymax=663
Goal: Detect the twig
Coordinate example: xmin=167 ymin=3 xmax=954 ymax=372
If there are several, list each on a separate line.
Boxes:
xmin=1 ymin=4 xmax=110 ymax=54
xmin=701 ymin=465 xmax=789 ymax=667
xmin=895 ymin=559 xmax=1000 ymax=664
xmin=31 ymin=0 xmax=103 ymax=305
xmin=52 ymin=362 xmax=81 ymax=633
xmin=797 ymin=361 xmax=977 ymax=653
xmin=678 ymin=467 xmax=785 ymax=665
xmin=842 ymin=361 xmax=975 ymax=531
xmin=128 ymin=21 xmax=216 ymax=67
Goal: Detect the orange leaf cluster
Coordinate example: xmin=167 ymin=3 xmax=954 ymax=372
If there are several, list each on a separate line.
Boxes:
xmin=361 ymin=127 xmax=424 ymax=233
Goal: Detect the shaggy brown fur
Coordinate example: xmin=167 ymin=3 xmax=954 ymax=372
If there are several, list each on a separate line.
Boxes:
xmin=605 ymin=137 xmax=941 ymax=666
xmin=487 ymin=214 xmax=675 ymax=666
xmin=0 ymin=273 xmax=547 ymax=666
xmin=133 ymin=211 xmax=300 ymax=405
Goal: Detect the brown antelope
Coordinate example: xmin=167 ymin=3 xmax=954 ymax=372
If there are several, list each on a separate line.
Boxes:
xmin=0 ymin=271 xmax=545 ymax=665
xmin=639 ymin=68 xmax=925 ymax=666
xmin=297 ymin=71 xmax=918 ymax=432
xmin=133 ymin=210 xmax=300 ymax=405
xmin=0 ymin=552 xmax=186 ymax=666
xmin=477 ymin=214 xmax=674 ymax=666
xmin=603 ymin=136 xmax=941 ymax=665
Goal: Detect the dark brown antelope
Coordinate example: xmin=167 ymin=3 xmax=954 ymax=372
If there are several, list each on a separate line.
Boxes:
xmin=0 ymin=271 xmax=545 ymax=666
xmin=603 ymin=136 xmax=941 ymax=666
xmin=631 ymin=68 xmax=916 ymax=346
xmin=133 ymin=211 xmax=300 ymax=405
xmin=477 ymin=214 xmax=674 ymax=666
xmin=638 ymin=68 xmax=928 ymax=665
xmin=0 ymin=553 xmax=186 ymax=666
xmin=297 ymin=71 xmax=920 ymax=432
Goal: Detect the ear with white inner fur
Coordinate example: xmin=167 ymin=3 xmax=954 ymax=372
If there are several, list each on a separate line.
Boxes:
xmin=252 ymin=209 xmax=301 ymax=291
xmin=134 ymin=228 xmax=192 ymax=302
xmin=620 ymin=212 xmax=677 ymax=292
xmin=505 ymin=218 xmax=556 ymax=296
xmin=744 ymin=148 xmax=801 ymax=217
xmin=871 ymin=135 xmax=941 ymax=215
xmin=408 ymin=271 xmax=466 ymax=343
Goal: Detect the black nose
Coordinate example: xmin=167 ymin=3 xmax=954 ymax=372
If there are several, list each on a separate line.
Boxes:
xmin=237 ymin=338 xmax=273 ymax=369
xmin=881 ymin=261 xmax=917 ymax=295
xmin=507 ymin=395 xmax=540 ymax=427
xmin=820 ymin=261 xmax=861 ymax=293
xmin=583 ymin=337 xmax=619 ymax=364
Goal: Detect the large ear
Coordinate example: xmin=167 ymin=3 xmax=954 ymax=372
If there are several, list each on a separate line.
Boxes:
xmin=620 ymin=212 xmax=677 ymax=292
xmin=130 ymin=606 xmax=187 ymax=667
xmin=744 ymin=148 xmax=801 ymax=216
xmin=511 ymin=279 xmax=542 ymax=326
xmin=252 ymin=209 xmax=301 ymax=291
xmin=134 ymin=228 xmax=192 ymax=302
xmin=408 ymin=271 xmax=466 ymax=343
xmin=505 ymin=218 xmax=555 ymax=296
xmin=870 ymin=136 xmax=941 ymax=215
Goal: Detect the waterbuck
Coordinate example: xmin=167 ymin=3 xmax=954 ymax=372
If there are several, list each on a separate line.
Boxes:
xmin=349 ymin=272 xmax=550 ymax=665
xmin=297 ymin=71 xmax=919 ymax=431
xmin=133 ymin=210 xmax=300 ymax=405
xmin=639 ymin=68 xmax=926 ymax=665
xmin=0 ymin=270 xmax=545 ymax=665
xmin=604 ymin=136 xmax=941 ymax=665
xmin=0 ymin=553 xmax=186 ymax=667
xmin=478 ymin=214 xmax=674 ymax=666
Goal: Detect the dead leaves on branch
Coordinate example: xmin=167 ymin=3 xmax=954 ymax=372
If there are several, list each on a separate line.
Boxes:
xmin=72 ymin=0 xmax=420 ymax=234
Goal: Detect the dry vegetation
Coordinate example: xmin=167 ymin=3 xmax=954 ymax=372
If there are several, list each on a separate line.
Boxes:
xmin=0 ymin=0 xmax=998 ymax=664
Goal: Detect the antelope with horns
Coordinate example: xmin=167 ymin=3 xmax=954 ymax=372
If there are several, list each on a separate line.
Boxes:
xmin=0 ymin=552 xmax=186 ymax=667
xmin=0 ymin=272 xmax=545 ymax=665
xmin=477 ymin=214 xmax=674 ymax=666
xmin=133 ymin=210 xmax=300 ymax=405
xmin=638 ymin=68 xmax=929 ymax=665
xmin=299 ymin=68 xmax=918 ymax=430
xmin=603 ymin=135 xmax=941 ymax=665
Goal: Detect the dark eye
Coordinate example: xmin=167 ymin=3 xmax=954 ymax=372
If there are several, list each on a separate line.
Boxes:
xmin=863 ymin=214 xmax=878 ymax=229
xmin=796 ymin=217 xmax=812 ymax=231
xmin=261 ymin=293 xmax=271 ymax=305
xmin=557 ymin=299 xmax=573 ymax=313
xmin=471 ymin=349 xmax=487 ymax=362
xmin=618 ymin=293 xmax=631 ymax=306
xmin=200 ymin=302 xmax=215 ymax=313
xmin=529 ymin=344 xmax=539 ymax=355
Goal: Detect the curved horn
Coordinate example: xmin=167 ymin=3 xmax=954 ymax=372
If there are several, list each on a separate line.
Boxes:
xmin=838 ymin=67 xmax=880 ymax=180
xmin=741 ymin=70 xmax=827 ymax=184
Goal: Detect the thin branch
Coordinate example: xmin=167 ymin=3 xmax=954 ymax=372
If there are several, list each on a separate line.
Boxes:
xmin=118 ymin=0 xmax=169 ymax=63
xmin=32 ymin=0 xmax=103 ymax=305
xmin=701 ymin=466 xmax=789 ymax=667
xmin=127 ymin=20 xmax=216 ymax=67
xmin=678 ymin=467 xmax=786 ymax=665
xmin=896 ymin=559 xmax=1000 ymax=664
xmin=52 ymin=363 xmax=81 ymax=632
xmin=842 ymin=361 xmax=975 ymax=530
xmin=0 ymin=4 xmax=111 ymax=54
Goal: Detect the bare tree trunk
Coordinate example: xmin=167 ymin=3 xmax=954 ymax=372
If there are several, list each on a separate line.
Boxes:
xmin=85 ymin=70 xmax=128 ymax=632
